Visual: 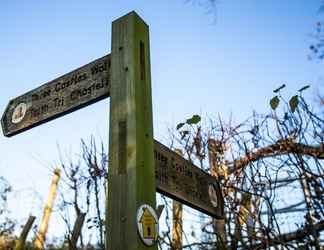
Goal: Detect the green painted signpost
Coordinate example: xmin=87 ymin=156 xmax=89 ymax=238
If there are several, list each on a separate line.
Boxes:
xmin=1 ymin=11 xmax=223 ymax=250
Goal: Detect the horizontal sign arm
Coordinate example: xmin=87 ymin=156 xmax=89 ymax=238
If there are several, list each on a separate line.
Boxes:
xmin=1 ymin=54 xmax=110 ymax=137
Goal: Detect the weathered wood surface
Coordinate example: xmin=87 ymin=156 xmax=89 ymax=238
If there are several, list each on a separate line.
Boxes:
xmin=34 ymin=168 xmax=61 ymax=249
xmin=1 ymin=54 xmax=110 ymax=137
xmin=154 ymin=140 xmax=223 ymax=219
xmin=107 ymin=11 xmax=157 ymax=250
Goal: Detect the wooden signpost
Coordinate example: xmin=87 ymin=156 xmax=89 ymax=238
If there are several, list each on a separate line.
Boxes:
xmin=1 ymin=55 xmax=110 ymax=137
xmin=154 ymin=140 xmax=223 ymax=218
xmin=107 ymin=12 xmax=157 ymax=250
xmin=0 ymin=63 xmax=223 ymax=219
xmin=1 ymin=11 xmax=223 ymax=250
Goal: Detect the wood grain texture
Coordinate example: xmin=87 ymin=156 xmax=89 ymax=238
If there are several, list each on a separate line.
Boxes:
xmin=1 ymin=54 xmax=110 ymax=137
xmin=155 ymin=140 xmax=223 ymax=219
xmin=107 ymin=12 xmax=157 ymax=250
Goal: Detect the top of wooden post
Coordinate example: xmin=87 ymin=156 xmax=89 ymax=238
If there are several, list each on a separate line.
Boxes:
xmin=112 ymin=11 xmax=149 ymax=27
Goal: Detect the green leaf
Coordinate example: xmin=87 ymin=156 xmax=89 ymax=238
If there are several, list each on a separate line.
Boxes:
xmin=289 ymin=95 xmax=299 ymax=112
xmin=176 ymin=122 xmax=185 ymax=130
xmin=298 ymin=85 xmax=310 ymax=92
xmin=186 ymin=115 xmax=201 ymax=125
xmin=270 ymin=96 xmax=280 ymax=110
xmin=273 ymin=84 xmax=286 ymax=93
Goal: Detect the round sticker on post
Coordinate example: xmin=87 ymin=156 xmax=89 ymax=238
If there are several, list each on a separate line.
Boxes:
xmin=208 ymin=183 xmax=218 ymax=208
xmin=136 ymin=204 xmax=158 ymax=246
xmin=12 ymin=103 xmax=27 ymax=124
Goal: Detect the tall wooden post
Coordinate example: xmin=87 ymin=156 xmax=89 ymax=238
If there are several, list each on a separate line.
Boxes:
xmin=107 ymin=12 xmax=157 ymax=250
xmin=172 ymin=149 xmax=183 ymax=250
xmin=207 ymin=139 xmax=226 ymax=249
xmin=34 ymin=168 xmax=61 ymax=249
xmin=172 ymin=203 xmax=182 ymax=249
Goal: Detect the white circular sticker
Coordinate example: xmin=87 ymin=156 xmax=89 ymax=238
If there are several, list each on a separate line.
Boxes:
xmin=12 ymin=103 xmax=27 ymax=124
xmin=136 ymin=204 xmax=159 ymax=246
xmin=208 ymin=184 xmax=218 ymax=208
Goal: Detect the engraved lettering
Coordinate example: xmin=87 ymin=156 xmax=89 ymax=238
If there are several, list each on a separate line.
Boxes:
xmin=91 ymin=61 xmax=107 ymax=75
xmin=70 ymin=81 xmax=105 ymax=101
xmin=32 ymin=88 xmax=51 ymax=102
xmin=55 ymin=73 xmax=87 ymax=93
xmin=30 ymin=104 xmax=49 ymax=118
xmin=53 ymin=97 xmax=65 ymax=108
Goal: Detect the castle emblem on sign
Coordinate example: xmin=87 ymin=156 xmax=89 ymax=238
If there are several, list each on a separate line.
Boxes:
xmin=12 ymin=103 xmax=27 ymax=124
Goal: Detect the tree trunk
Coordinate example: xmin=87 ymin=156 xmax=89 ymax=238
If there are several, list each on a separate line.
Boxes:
xmin=15 ymin=216 xmax=36 ymax=250
xmin=172 ymin=200 xmax=183 ymax=250
xmin=172 ymin=149 xmax=183 ymax=250
xmin=208 ymin=139 xmax=226 ymax=249
xmin=69 ymin=212 xmax=86 ymax=250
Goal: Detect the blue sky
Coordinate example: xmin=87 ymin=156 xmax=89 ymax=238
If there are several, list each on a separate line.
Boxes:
xmin=0 ymin=0 xmax=323 ymax=241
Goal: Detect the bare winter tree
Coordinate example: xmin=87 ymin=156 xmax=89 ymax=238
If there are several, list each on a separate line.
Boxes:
xmin=0 ymin=177 xmax=14 ymax=236
xmin=57 ymin=136 xmax=107 ymax=250
xmin=52 ymin=86 xmax=323 ymax=250
xmin=158 ymin=86 xmax=324 ymax=249
xmin=0 ymin=177 xmax=15 ymax=250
